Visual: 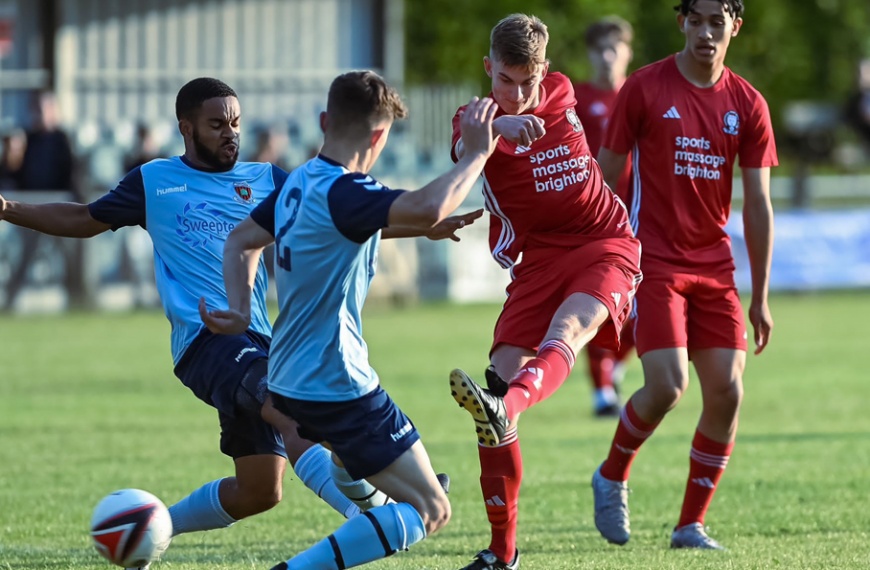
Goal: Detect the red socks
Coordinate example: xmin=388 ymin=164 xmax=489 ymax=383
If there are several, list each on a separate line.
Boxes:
xmin=478 ymin=435 xmax=522 ymax=563
xmin=678 ymin=430 xmax=733 ymax=527
xmin=503 ymin=339 xmax=575 ymax=417
xmin=600 ymin=399 xmax=659 ymax=481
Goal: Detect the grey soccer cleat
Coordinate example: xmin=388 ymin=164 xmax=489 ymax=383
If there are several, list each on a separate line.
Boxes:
xmin=670 ymin=522 xmax=726 ymax=550
xmin=591 ymin=465 xmax=631 ymax=545
xmin=437 ymin=472 xmax=451 ymax=494
xmin=450 ymin=369 xmax=509 ymax=447
xmin=459 ymin=549 xmax=520 ymax=570
xmin=126 ymin=565 xmax=150 ymax=570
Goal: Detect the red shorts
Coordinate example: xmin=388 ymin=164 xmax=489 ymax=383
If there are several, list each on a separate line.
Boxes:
xmin=492 ymin=238 xmax=642 ymax=354
xmin=633 ymin=270 xmax=747 ymax=357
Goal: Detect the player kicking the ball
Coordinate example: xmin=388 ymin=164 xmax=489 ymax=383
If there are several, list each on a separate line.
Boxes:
xmin=448 ymin=13 xmax=642 ymax=570
xmin=590 ymin=0 xmax=777 ymax=550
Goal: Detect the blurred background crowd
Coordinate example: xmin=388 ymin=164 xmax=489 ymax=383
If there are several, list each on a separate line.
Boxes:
xmin=1 ymin=0 xmax=869 ymax=313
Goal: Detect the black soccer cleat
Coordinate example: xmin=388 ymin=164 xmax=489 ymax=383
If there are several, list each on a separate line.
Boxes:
xmin=269 ymin=563 xmax=288 ymax=570
xmin=484 ymin=365 xmax=509 ymax=397
xmin=459 ymin=548 xmax=520 ymax=570
xmin=450 ymin=369 xmax=509 ymax=447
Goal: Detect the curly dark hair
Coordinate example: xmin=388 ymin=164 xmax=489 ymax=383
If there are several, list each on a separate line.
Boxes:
xmin=175 ymin=77 xmax=238 ymax=121
xmin=673 ymin=0 xmax=744 ymax=19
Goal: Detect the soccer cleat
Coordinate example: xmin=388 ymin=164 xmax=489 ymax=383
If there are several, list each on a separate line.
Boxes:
xmin=594 ymin=402 xmax=621 ymax=418
xmin=670 ymin=522 xmax=726 ymax=550
xmin=591 ymin=465 xmax=631 ymax=545
xmin=459 ymin=548 xmax=520 ymax=570
xmin=437 ymin=472 xmax=451 ymax=494
xmin=270 ymin=563 xmax=288 ymax=570
xmin=484 ymin=365 xmax=509 ymax=397
xmin=450 ymin=369 xmax=509 ymax=447
xmin=126 ymin=566 xmax=150 ymax=570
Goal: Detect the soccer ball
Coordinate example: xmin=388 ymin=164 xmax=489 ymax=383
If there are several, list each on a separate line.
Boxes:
xmin=90 ymin=489 xmax=173 ymax=568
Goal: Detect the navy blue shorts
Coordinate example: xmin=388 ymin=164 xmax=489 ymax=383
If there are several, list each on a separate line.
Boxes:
xmin=270 ymin=386 xmax=420 ymax=480
xmin=174 ymin=329 xmax=285 ymax=460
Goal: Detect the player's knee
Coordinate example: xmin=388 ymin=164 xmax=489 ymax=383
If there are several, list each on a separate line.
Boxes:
xmin=708 ymin=378 xmax=743 ymax=415
xmin=419 ymin=494 xmax=451 ymax=535
xmin=245 ymin=485 xmax=282 ymax=515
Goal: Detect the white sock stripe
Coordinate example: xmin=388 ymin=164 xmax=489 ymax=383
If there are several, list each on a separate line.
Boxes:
xmin=482 ymin=427 xmax=518 ymax=447
xmin=539 ymin=339 xmax=575 ymax=368
xmin=619 ymin=406 xmax=654 ymax=439
xmin=690 ymin=448 xmax=730 ymax=468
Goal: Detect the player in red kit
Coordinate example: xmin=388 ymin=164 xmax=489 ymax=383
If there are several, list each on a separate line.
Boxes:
xmin=590 ymin=0 xmax=776 ymax=550
xmin=448 ymin=13 xmax=642 ymax=570
xmin=573 ymin=16 xmax=636 ymax=417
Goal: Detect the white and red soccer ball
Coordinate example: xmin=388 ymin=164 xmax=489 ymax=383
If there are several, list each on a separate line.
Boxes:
xmin=90 ymin=489 xmax=172 ymax=567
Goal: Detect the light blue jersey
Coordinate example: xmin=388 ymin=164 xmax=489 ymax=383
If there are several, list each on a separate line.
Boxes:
xmin=89 ymin=156 xmax=289 ymax=363
xmin=251 ymin=155 xmax=405 ymax=402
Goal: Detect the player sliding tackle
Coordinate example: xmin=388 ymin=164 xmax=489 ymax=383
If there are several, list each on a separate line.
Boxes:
xmin=201 ymin=71 xmax=496 ymax=569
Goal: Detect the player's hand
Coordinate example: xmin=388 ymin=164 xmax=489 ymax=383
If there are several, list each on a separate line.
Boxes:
xmin=748 ymin=298 xmax=773 ymax=355
xmin=493 ymin=114 xmax=546 ymax=147
xmin=0 ymin=193 xmax=7 ymax=221
xmin=199 ymin=297 xmax=250 ymax=335
xmin=426 ymin=208 xmax=484 ymax=242
xmin=459 ymin=97 xmax=498 ymax=157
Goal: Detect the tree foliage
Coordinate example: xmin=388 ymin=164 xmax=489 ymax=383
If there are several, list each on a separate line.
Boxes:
xmin=405 ymin=0 xmax=870 ymax=131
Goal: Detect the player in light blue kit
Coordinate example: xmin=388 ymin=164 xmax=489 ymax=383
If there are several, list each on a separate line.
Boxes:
xmin=201 ymin=70 xmax=497 ymax=569
xmin=0 ymin=77 xmax=378 ymax=568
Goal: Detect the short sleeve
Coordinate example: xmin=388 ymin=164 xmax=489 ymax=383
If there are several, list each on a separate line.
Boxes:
xmin=327 ymin=173 xmax=405 ymax=243
xmin=87 ymin=167 xmax=147 ymax=230
xmin=602 ymin=75 xmax=646 ymax=155
xmin=738 ymin=94 xmax=779 ymax=168
xmin=251 ymin=187 xmax=279 ymax=236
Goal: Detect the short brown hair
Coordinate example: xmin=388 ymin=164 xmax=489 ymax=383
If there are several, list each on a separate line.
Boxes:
xmin=584 ymin=16 xmax=634 ymax=49
xmin=490 ymin=13 xmax=549 ymax=69
xmin=326 ymin=70 xmax=408 ymax=137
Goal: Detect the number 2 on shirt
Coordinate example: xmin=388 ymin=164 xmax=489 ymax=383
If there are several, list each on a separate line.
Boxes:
xmin=275 ymin=187 xmax=302 ymax=271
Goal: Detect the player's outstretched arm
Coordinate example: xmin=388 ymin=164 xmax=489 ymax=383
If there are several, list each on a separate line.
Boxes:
xmin=383 ymin=208 xmax=484 ymax=241
xmin=741 ymin=166 xmax=774 ymax=355
xmin=388 ymin=97 xmax=497 ymax=230
xmin=200 ymin=216 xmax=273 ymax=335
xmin=597 ymin=147 xmax=629 ymax=193
xmin=0 ymin=192 xmax=110 ymax=238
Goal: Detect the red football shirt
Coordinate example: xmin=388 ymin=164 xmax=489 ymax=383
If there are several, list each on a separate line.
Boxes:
xmin=603 ymin=55 xmax=778 ymax=274
xmin=452 ymin=72 xmax=632 ymax=269
xmin=573 ymin=80 xmax=632 ymax=202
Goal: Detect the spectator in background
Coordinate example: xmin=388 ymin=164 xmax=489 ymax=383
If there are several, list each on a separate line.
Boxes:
xmin=573 ymin=15 xmax=636 ymax=418
xmin=16 ymin=90 xmax=78 ymax=197
xmin=0 ymin=127 xmax=26 ymax=190
xmin=4 ymin=90 xmax=81 ymax=310
xmin=249 ymin=125 xmax=291 ymax=170
xmin=124 ymin=121 xmax=162 ymax=172
xmin=844 ymin=57 xmax=870 ymax=151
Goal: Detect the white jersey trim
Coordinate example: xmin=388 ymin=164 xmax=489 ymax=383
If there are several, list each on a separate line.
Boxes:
xmin=481 ymin=174 xmax=517 ymax=269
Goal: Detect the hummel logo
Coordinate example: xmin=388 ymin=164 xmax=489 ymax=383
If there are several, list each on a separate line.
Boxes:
xmin=692 ymin=477 xmax=716 ymax=488
xmin=663 ymin=106 xmax=681 ymax=119
xmin=485 ymin=495 xmax=506 ymax=507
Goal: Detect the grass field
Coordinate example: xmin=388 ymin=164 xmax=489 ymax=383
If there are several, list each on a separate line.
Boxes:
xmin=1 ymin=291 xmax=869 ymax=569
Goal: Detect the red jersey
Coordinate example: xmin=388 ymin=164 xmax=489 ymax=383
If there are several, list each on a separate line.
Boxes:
xmin=452 ymin=72 xmax=632 ymax=269
xmin=604 ymin=55 xmax=778 ymax=274
xmin=573 ymin=80 xmax=632 ymax=202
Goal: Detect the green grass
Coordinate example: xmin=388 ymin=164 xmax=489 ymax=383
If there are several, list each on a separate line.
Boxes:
xmin=1 ymin=292 xmax=869 ymax=569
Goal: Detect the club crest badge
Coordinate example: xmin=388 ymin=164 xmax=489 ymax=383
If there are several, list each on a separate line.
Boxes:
xmin=723 ymin=111 xmax=740 ymax=136
xmin=233 ymin=182 xmax=255 ymax=204
xmin=566 ymin=108 xmax=584 ymax=133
